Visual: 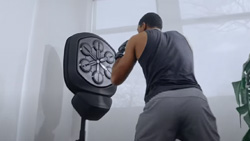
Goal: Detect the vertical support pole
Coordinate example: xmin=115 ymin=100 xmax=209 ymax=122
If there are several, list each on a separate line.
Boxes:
xmin=77 ymin=118 xmax=86 ymax=141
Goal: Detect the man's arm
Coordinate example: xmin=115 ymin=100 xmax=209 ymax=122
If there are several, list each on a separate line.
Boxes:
xmin=111 ymin=36 xmax=137 ymax=85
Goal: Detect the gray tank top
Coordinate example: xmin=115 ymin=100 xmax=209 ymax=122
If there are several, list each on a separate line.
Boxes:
xmin=138 ymin=29 xmax=201 ymax=102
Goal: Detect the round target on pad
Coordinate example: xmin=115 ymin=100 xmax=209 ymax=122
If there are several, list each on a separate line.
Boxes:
xmin=78 ymin=38 xmax=115 ymax=87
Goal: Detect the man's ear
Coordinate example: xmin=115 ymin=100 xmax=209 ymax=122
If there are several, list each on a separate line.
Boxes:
xmin=142 ymin=22 xmax=147 ymax=31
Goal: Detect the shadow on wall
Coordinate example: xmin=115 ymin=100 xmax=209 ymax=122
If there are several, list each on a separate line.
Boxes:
xmin=0 ymin=75 xmax=4 ymax=114
xmin=35 ymin=45 xmax=64 ymax=141
xmin=0 ymin=75 xmax=7 ymax=140
xmin=71 ymin=107 xmax=81 ymax=139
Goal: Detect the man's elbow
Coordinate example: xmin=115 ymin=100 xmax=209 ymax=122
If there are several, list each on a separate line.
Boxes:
xmin=111 ymin=75 xmax=122 ymax=86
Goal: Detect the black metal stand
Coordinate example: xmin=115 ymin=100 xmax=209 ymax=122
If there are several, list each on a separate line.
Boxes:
xmin=76 ymin=118 xmax=86 ymax=141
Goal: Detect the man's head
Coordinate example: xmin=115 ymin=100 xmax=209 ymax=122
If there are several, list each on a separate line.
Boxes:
xmin=137 ymin=12 xmax=163 ymax=33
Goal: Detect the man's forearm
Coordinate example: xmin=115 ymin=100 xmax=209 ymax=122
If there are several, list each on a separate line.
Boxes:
xmin=111 ymin=58 xmax=122 ymax=85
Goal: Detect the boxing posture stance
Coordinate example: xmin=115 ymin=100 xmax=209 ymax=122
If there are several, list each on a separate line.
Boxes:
xmin=111 ymin=12 xmax=220 ymax=141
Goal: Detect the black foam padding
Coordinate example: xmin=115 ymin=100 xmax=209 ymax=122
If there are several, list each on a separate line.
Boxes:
xmin=72 ymin=92 xmax=112 ymax=120
xmin=63 ymin=32 xmax=117 ymax=97
xmin=63 ymin=32 xmax=117 ymax=120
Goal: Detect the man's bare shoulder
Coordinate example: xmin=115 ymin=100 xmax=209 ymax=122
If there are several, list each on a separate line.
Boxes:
xmin=129 ymin=31 xmax=147 ymax=59
xmin=130 ymin=31 xmax=147 ymax=44
xmin=131 ymin=31 xmax=147 ymax=40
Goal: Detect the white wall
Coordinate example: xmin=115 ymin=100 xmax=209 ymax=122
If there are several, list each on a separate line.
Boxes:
xmin=0 ymin=0 xmax=38 ymax=140
xmin=0 ymin=0 xmax=93 ymax=141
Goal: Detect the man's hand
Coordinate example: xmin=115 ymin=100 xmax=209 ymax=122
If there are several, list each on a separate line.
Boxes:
xmin=115 ymin=40 xmax=128 ymax=60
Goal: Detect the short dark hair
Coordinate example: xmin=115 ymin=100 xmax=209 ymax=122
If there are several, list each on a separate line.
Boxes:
xmin=138 ymin=12 xmax=163 ymax=29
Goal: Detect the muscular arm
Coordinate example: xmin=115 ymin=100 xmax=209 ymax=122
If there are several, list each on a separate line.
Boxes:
xmin=111 ymin=36 xmax=137 ymax=85
xmin=111 ymin=31 xmax=147 ymax=85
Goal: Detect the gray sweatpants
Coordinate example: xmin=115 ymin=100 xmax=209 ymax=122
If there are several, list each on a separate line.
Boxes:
xmin=134 ymin=88 xmax=220 ymax=141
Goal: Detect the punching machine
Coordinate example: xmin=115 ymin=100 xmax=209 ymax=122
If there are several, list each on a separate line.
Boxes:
xmin=63 ymin=32 xmax=117 ymax=141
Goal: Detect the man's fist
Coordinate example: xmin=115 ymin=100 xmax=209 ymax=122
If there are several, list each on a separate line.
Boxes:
xmin=115 ymin=40 xmax=128 ymax=60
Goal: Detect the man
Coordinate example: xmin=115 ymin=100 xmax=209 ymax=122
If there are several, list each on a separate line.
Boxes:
xmin=111 ymin=12 xmax=220 ymax=141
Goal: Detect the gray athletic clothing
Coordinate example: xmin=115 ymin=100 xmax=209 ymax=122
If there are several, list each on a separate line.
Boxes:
xmin=134 ymin=88 xmax=220 ymax=141
xmin=135 ymin=29 xmax=219 ymax=140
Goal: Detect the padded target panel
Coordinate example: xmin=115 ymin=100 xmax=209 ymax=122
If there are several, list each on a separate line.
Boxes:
xmin=63 ymin=32 xmax=117 ymax=120
xmin=78 ymin=38 xmax=115 ymax=87
xmin=64 ymin=32 xmax=117 ymax=96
